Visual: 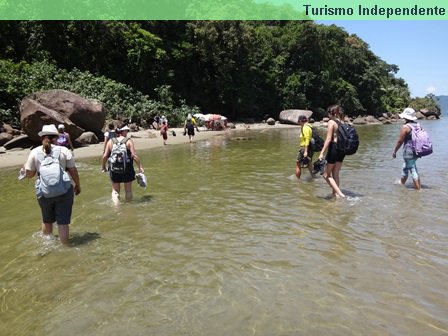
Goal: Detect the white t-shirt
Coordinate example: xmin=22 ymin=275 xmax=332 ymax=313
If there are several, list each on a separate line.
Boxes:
xmin=25 ymin=145 xmax=76 ymax=172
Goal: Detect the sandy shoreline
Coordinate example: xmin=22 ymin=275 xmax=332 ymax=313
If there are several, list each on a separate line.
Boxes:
xmin=0 ymin=123 xmax=297 ymax=170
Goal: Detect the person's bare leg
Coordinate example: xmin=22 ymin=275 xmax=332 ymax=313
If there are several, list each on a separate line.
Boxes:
xmin=112 ymin=182 xmax=121 ymax=205
xmin=58 ymin=225 xmax=70 ymax=246
xmin=413 ymin=178 xmax=421 ymax=190
xmin=332 ymin=162 xmax=343 ymax=188
xmin=400 ymin=176 xmax=408 ymax=185
xmin=124 ymin=182 xmax=133 ymax=201
xmin=295 ymin=161 xmax=302 ymax=179
xmin=42 ymin=223 xmax=53 ymax=237
xmin=322 ymin=164 xmax=345 ymax=198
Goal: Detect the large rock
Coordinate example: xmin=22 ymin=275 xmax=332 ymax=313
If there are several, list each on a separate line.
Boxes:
xmin=3 ymin=134 xmax=35 ymax=150
xmin=75 ymin=131 xmax=99 ymax=145
xmin=20 ymin=89 xmax=106 ymax=142
xmin=279 ymin=109 xmax=313 ymax=125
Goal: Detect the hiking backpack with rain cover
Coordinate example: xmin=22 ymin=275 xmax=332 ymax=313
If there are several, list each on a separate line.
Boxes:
xmin=407 ymin=123 xmax=433 ymax=157
xmin=335 ymin=120 xmax=359 ymax=155
xmin=108 ymin=137 xmax=130 ymax=174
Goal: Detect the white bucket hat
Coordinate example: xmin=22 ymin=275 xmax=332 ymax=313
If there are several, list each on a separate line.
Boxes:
xmin=38 ymin=124 xmax=60 ymax=137
xmin=399 ymin=107 xmax=417 ymax=121
xmin=58 ymin=124 xmax=65 ymax=129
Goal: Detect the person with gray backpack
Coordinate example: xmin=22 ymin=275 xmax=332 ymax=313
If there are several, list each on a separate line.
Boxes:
xmin=22 ymin=124 xmax=81 ymax=246
xmin=102 ymin=125 xmax=144 ymax=204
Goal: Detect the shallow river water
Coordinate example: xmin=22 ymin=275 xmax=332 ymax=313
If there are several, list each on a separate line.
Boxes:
xmin=1 ymin=118 xmax=447 ymax=336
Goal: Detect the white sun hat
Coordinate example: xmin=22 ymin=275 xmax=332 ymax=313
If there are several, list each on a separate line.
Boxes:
xmin=38 ymin=124 xmax=59 ymax=137
xmin=398 ymin=107 xmax=417 ymax=121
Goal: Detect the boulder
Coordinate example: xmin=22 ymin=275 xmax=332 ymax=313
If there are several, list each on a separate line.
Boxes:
xmin=352 ymin=117 xmax=367 ymax=125
xmin=75 ymin=131 xmax=99 ymax=145
xmin=3 ymin=134 xmax=35 ymax=150
xmin=415 ymin=111 xmax=425 ymax=120
xmin=279 ymin=109 xmax=313 ymax=125
xmin=365 ymin=115 xmax=379 ymax=123
xmin=20 ymin=89 xmax=106 ymax=142
xmin=0 ymin=133 xmax=13 ymax=146
xmin=266 ymin=118 xmax=276 ymax=125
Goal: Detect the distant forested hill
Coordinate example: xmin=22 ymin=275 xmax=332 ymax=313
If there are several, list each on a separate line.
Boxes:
xmin=436 ymin=95 xmax=448 ymax=114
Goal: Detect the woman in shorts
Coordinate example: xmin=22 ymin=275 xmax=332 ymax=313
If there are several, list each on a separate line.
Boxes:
xmin=318 ymin=104 xmax=346 ymax=198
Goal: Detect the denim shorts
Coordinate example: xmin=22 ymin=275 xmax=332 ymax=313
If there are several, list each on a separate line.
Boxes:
xmin=37 ymin=186 xmax=74 ymax=225
xmin=402 ymin=159 xmax=419 ymax=180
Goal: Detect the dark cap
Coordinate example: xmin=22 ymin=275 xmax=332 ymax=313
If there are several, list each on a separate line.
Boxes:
xmin=298 ymin=115 xmax=308 ymax=122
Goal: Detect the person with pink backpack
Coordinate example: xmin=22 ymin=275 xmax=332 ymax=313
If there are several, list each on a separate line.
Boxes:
xmin=392 ymin=107 xmax=433 ymax=190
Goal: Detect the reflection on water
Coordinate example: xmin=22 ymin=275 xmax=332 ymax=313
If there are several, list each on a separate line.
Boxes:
xmin=1 ymin=119 xmax=448 ymax=335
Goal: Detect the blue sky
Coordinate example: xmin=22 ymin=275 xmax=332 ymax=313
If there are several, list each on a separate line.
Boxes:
xmin=318 ymin=21 xmax=448 ymax=98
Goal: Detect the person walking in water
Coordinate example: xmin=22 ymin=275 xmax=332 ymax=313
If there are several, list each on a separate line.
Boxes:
xmin=22 ymin=124 xmax=81 ymax=246
xmin=56 ymin=124 xmax=74 ymax=152
xmin=160 ymin=120 xmax=168 ymax=145
xmin=392 ymin=107 xmax=421 ymax=190
xmin=318 ymin=104 xmax=346 ymax=198
xmin=183 ymin=114 xmax=199 ymax=143
xmin=295 ymin=115 xmax=314 ymax=179
xmin=102 ymin=125 xmax=144 ymax=204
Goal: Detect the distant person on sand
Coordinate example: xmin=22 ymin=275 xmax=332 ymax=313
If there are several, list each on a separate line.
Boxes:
xmin=295 ymin=115 xmax=314 ymax=179
xmin=102 ymin=125 xmax=144 ymax=204
xmin=22 ymin=124 xmax=81 ymax=246
xmin=392 ymin=107 xmax=421 ymax=190
xmin=318 ymin=104 xmax=346 ymax=198
xmin=160 ymin=121 xmax=168 ymax=145
xmin=56 ymin=124 xmax=74 ymax=152
xmin=183 ymin=113 xmax=199 ymax=143
xmin=103 ymin=122 xmax=117 ymax=153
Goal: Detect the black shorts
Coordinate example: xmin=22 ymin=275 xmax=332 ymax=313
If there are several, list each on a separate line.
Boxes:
xmin=38 ymin=186 xmax=74 ymax=225
xmin=326 ymin=142 xmax=345 ymax=164
xmin=109 ymin=162 xmax=136 ymax=183
xmin=296 ymin=148 xmax=314 ymax=166
xmin=187 ymin=127 xmax=195 ymax=136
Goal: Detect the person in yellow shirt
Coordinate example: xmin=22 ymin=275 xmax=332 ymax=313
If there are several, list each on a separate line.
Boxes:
xmin=295 ymin=115 xmax=314 ymax=179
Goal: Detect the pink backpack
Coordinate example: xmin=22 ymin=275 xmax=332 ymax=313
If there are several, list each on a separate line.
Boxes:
xmin=407 ymin=123 xmax=433 ymax=157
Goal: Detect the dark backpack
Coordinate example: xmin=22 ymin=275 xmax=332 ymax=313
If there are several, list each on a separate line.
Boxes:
xmin=186 ymin=119 xmax=194 ymax=130
xmin=108 ymin=137 xmax=130 ymax=174
xmin=335 ymin=120 xmax=359 ymax=155
xmin=301 ymin=125 xmax=324 ymax=152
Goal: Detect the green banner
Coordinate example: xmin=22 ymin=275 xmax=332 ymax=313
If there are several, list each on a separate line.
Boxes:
xmin=0 ymin=0 xmax=446 ymax=20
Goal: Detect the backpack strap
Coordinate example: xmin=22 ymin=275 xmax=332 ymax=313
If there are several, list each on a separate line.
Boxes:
xmin=119 ymin=136 xmax=130 ymax=145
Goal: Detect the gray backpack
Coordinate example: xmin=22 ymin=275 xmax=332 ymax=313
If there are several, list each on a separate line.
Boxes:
xmin=35 ymin=146 xmax=72 ymax=198
xmin=108 ymin=137 xmax=130 ymax=174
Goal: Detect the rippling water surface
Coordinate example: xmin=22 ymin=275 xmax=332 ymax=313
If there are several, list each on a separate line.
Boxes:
xmin=1 ymin=119 xmax=447 ymax=335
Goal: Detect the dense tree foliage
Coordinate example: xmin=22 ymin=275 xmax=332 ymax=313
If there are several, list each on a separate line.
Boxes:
xmin=0 ymin=20 xmax=422 ymax=127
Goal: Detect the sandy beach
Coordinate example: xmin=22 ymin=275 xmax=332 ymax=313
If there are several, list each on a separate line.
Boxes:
xmin=0 ymin=123 xmax=296 ymax=170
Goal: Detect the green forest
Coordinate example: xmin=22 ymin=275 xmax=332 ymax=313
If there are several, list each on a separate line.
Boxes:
xmin=0 ymin=21 xmax=440 ymax=127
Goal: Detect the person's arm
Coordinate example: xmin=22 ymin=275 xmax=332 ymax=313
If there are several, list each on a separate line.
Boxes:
xmin=319 ymin=121 xmax=335 ymax=160
xmin=128 ymin=140 xmax=144 ymax=173
xmin=67 ymin=166 xmax=81 ymax=195
xmin=392 ymin=125 xmax=410 ymax=158
xmin=101 ymin=139 xmax=112 ymax=171
xmin=23 ymin=150 xmax=37 ymax=178
xmin=66 ymin=133 xmax=74 ymax=151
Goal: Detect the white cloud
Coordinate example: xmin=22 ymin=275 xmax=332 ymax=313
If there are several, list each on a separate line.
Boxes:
xmin=426 ymin=86 xmax=436 ymax=94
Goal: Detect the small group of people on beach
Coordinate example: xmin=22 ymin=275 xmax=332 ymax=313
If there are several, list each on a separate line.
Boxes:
xmin=296 ymin=105 xmax=424 ymax=198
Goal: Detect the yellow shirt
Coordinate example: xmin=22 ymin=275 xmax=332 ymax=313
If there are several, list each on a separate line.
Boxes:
xmin=299 ymin=124 xmax=312 ymax=148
